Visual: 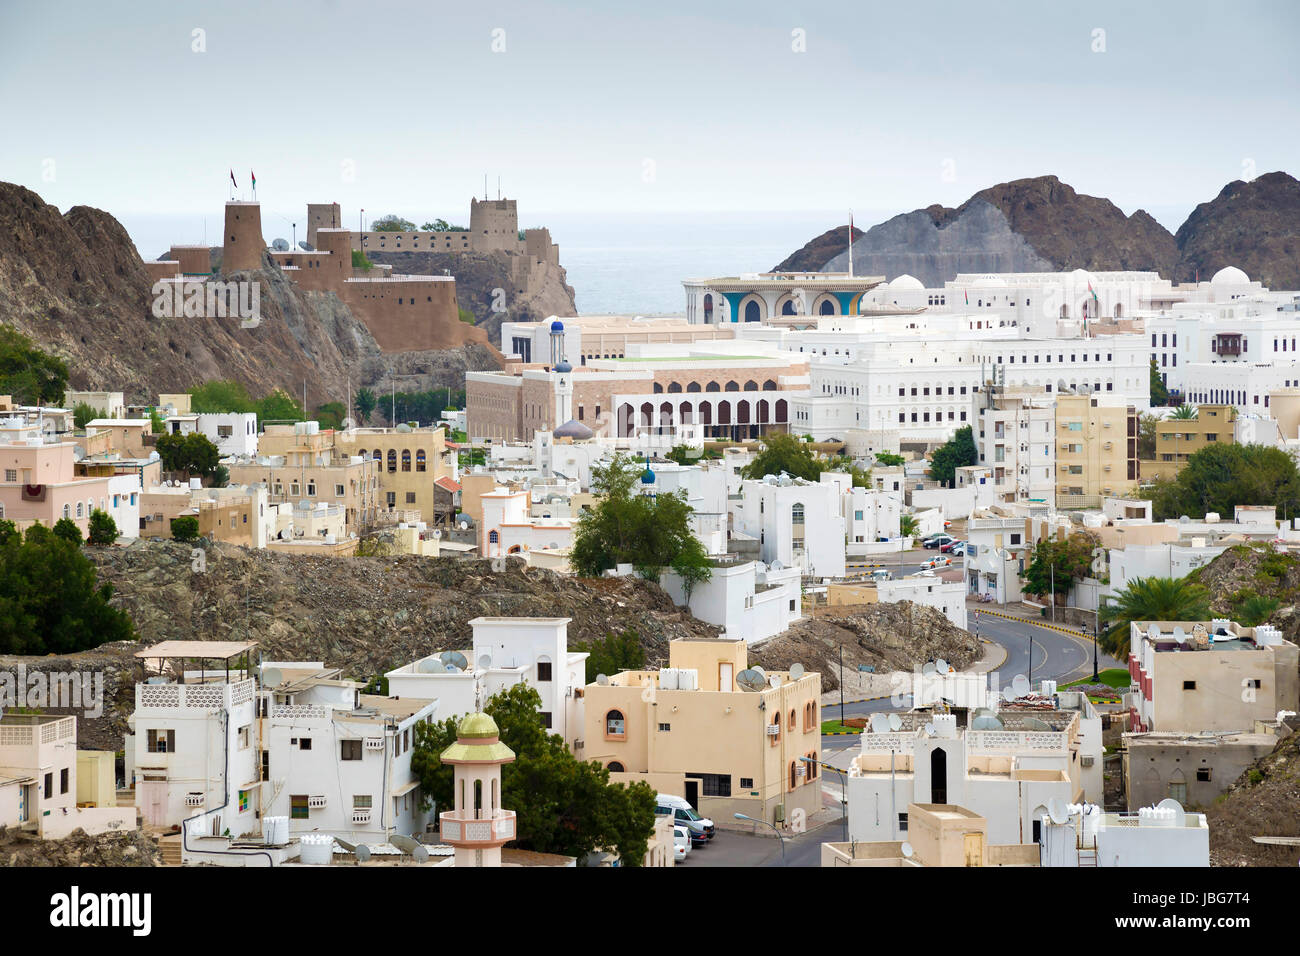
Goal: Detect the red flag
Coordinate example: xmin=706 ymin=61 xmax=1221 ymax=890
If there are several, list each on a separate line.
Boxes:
xmin=230 ymin=169 xmax=237 ymax=188
xmin=250 ymin=169 xmax=256 ymax=189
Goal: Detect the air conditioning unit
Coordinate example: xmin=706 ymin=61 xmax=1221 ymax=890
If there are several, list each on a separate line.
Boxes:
xmin=364 ymin=737 xmax=385 ymax=751
xmin=1080 ymin=756 xmax=1095 ymax=768
xmin=765 ymin=723 xmax=781 ymax=736
xmin=308 ymin=795 xmax=328 ymax=809
xmin=351 ymin=810 xmax=372 ymax=825
xmin=794 ymin=765 xmax=807 ymax=779
xmin=185 ymin=793 xmax=204 ymax=808
xmin=573 ymin=739 xmax=584 ymax=750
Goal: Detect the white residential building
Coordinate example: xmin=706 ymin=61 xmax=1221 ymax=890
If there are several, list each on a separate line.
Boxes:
xmin=733 ymin=473 xmax=846 ymax=579
xmin=199 ymin=412 xmax=259 ymax=457
xmin=660 ymin=559 xmax=802 ymax=644
xmin=386 ymin=617 xmax=588 ymax=750
xmin=976 ymin=392 xmax=1056 ymax=503
xmin=877 ymin=575 xmax=968 ymax=631
xmin=963 ymin=513 xmax=1031 ymax=603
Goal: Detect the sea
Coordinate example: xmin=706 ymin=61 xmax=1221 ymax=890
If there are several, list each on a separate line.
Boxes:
xmin=119 ymin=209 xmax=884 ymax=317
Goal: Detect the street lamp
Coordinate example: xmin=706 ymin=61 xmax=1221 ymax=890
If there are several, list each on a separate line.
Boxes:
xmin=800 ymin=756 xmax=847 ymax=842
xmin=733 ymin=812 xmax=786 ymax=865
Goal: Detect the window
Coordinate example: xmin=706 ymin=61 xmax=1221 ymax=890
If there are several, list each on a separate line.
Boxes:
xmin=898 ymin=813 xmax=909 ymax=832
xmin=605 ymin=710 xmax=626 ymax=738
xmin=291 ymin=795 xmax=309 ymax=819
xmin=1246 ymin=678 xmax=1261 ymax=689
xmin=688 ymin=773 xmax=731 ymax=797
xmin=658 ymin=722 xmax=671 ymax=732
xmin=353 ymin=794 xmax=372 ymax=809
xmin=60 ymin=768 xmax=69 ymax=794
xmin=405 ymin=492 xmax=416 ymax=504
xmin=147 ymin=729 xmax=176 ymax=753
xmin=335 ymin=484 xmax=345 ymax=497
xmin=536 ymin=660 xmax=552 ymax=681
xmin=1183 ymin=680 xmax=1196 ymax=690
xmin=299 ymin=737 xmax=312 ymax=750
xmin=3 ymin=469 xmax=14 ymax=482
xmin=1196 ymin=768 xmax=1212 ymax=782
xmin=540 ymin=711 xmax=552 ymax=729
xmin=341 ymin=740 xmax=362 ymax=760
xmin=238 ymin=725 xmax=250 ymax=750
xmin=608 ymin=761 xmax=625 ymax=772
xmin=739 ymin=777 xmax=754 ymax=789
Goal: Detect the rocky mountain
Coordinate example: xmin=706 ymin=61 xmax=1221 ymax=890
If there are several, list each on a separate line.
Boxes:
xmin=1175 ymin=171 xmax=1300 ymax=290
xmin=779 ymin=172 xmax=1300 ymax=290
xmin=0 ymin=182 xmax=500 ymax=407
xmin=368 ymin=250 xmax=577 ymax=344
xmin=771 ymin=224 xmax=862 ymax=273
xmin=1204 ymin=720 xmax=1300 ymax=867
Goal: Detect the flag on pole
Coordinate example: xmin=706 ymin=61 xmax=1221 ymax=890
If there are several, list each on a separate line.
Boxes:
xmin=1087 ymin=280 xmax=1099 ymax=304
xmin=964 ymin=288 xmax=969 ymax=306
xmin=847 ymin=211 xmax=854 ymax=277
xmin=250 ymin=169 xmax=256 ymax=189
xmin=230 ymin=169 xmax=238 ymax=188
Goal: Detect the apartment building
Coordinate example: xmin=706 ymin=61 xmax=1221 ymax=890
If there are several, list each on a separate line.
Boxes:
xmin=334 ymin=424 xmax=453 ymax=525
xmin=977 ymin=390 xmax=1056 ymax=503
xmin=1142 ymin=404 xmax=1236 ymax=481
xmin=1053 ymin=395 xmax=1139 ymax=508
xmin=579 ymin=637 xmax=822 ymax=828
xmin=732 ymin=473 xmax=847 ymax=579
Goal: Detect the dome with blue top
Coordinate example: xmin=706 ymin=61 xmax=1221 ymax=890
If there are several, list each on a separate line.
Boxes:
xmin=550 ymin=319 xmax=565 ymax=332
xmin=640 ymin=465 xmax=655 ymax=485
xmin=554 ymin=359 xmax=572 ymax=373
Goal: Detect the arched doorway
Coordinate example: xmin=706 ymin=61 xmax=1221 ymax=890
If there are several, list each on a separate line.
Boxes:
xmin=702 ymin=293 xmax=713 ymax=322
xmin=930 ymin=747 xmax=947 ymax=804
xmin=744 ymin=300 xmax=762 ymax=322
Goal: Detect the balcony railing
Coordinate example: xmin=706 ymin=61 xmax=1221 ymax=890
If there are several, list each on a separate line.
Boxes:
xmin=439 ymin=809 xmax=517 ymax=844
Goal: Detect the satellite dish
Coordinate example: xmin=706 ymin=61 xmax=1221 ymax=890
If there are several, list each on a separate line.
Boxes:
xmin=477 ymin=653 xmax=492 ymax=670
xmin=870 ymin=714 xmax=890 ymax=734
xmin=921 ymin=662 xmax=936 ymax=676
xmin=1023 ymin=717 xmax=1052 ymax=732
xmin=1172 ymin=626 xmax=1187 ymax=645
xmin=752 ymin=666 xmax=767 ymax=679
xmin=390 ymin=834 xmax=429 ymax=864
xmin=416 ymin=658 xmax=443 ymax=674
xmin=1011 ymin=674 xmax=1030 ymax=697
xmin=972 ymin=713 xmax=1004 ymax=730
xmin=1156 ymin=797 xmax=1186 ymax=827
xmin=769 ymin=674 xmax=783 ymax=688
xmin=354 ymin=844 xmax=371 ymax=863
xmin=901 ymin=841 xmax=914 ymax=859
xmin=887 ymin=714 xmax=902 ymax=732
xmin=298 ymin=241 xmax=315 ymax=251
xmin=441 ymin=651 xmax=468 ymax=672
xmin=341 ymin=417 xmax=356 ymax=430
xmin=924 ymin=723 xmax=936 ymax=737
xmin=1147 ymin=624 xmax=1161 ymax=642
xmin=459 ymin=521 xmax=468 ymax=531
xmin=1048 ymin=797 xmax=1069 ymax=825
xmin=936 ymin=658 xmax=949 ymax=674
xmin=596 ymin=674 xmax=609 ymax=686
xmin=789 ymin=663 xmax=805 ymax=681
xmin=272 ymin=237 xmax=290 ymax=251
xmin=261 ymin=667 xmax=283 ymax=688
xmin=736 ymin=668 xmax=767 ymax=693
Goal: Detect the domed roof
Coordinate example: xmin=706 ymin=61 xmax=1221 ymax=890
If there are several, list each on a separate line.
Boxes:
xmin=1211 ymin=265 xmax=1249 ymax=285
xmin=554 ymin=359 xmax=572 ymax=373
xmin=553 ymin=418 xmax=593 ymax=440
xmin=457 ymin=712 xmax=499 ymax=738
xmin=972 ymin=274 xmax=1007 ymax=288
xmin=640 ymin=466 xmax=655 ymax=484
xmin=550 ymin=318 xmax=565 ymax=332
xmin=888 ymin=274 xmax=924 ymax=291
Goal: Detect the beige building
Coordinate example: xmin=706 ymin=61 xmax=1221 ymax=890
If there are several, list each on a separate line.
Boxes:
xmin=1142 ymin=404 xmax=1236 ymax=481
xmin=579 ymin=638 xmax=822 ymax=828
xmin=334 ymin=425 xmax=453 ymax=524
xmin=1125 ymin=619 xmax=1300 ymax=733
xmin=1122 ymin=723 xmax=1291 ymax=810
xmin=227 ymin=423 xmax=378 ymax=532
xmin=821 ymin=803 xmax=1038 ymax=867
xmin=1054 ymin=395 xmax=1140 ymax=508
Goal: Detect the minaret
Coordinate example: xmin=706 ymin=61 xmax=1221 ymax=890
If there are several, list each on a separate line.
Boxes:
xmin=550 ymin=318 xmax=574 ymax=426
xmin=438 ymin=712 xmax=517 ymax=867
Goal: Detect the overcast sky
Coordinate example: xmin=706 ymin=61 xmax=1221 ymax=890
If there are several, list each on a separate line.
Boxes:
xmin=2 ymin=0 xmax=1296 ymax=228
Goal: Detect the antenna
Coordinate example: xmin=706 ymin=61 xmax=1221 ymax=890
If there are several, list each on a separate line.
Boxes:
xmin=736 ymin=668 xmax=767 ymax=693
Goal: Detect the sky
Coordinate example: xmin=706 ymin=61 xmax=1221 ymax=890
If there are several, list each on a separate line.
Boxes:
xmin=1 ymin=0 xmax=1297 ymax=236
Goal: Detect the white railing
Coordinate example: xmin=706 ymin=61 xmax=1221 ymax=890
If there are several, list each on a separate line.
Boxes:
xmin=439 ymin=809 xmax=516 ymax=844
xmin=137 ymin=680 xmax=255 ymax=712
xmin=966 ymin=730 xmax=1066 ymax=753
xmin=859 ymin=733 xmax=913 ymax=753
xmin=270 ymin=704 xmax=331 ymax=720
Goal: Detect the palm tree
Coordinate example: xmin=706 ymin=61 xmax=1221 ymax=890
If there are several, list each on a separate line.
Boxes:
xmin=900 ymin=514 xmax=919 ymax=538
xmin=1098 ymin=576 xmax=1210 ymax=657
xmin=1170 ymin=404 xmax=1198 ymax=419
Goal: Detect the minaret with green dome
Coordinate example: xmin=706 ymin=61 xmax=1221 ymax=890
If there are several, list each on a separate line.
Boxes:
xmin=438 ymin=712 xmax=517 ymax=867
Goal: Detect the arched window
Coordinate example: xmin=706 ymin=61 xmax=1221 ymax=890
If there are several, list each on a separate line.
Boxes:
xmin=605 ymin=710 xmax=626 ymax=738
xmin=488 ymin=530 xmax=499 ymax=543
xmin=819 ymin=298 xmax=835 ymax=315
xmin=791 ymin=503 xmax=805 ymax=525
xmin=725 ymin=381 xmax=739 ymax=392
xmin=608 ymin=761 xmax=625 ymax=773
xmin=416 ymin=449 xmax=426 ymax=472
xmin=744 ymin=300 xmax=761 ymax=322
xmin=743 ymin=380 xmax=758 ymax=391
xmin=667 ymin=382 xmax=682 ymax=393
xmin=705 ymin=382 xmax=720 ymax=393
xmin=386 ymin=449 xmax=397 ymax=473
xmin=653 ymin=382 xmax=664 ymax=394
xmin=76 ymin=501 xmax=84 ymax=518
xmin=401 ymin=450 xmax=411 ymax=472
xmin=687 ymin=382 xmax=701 ymax=393
xmin=789 ymin=760 xmax=799 ymax=790
xmin=788 ymin=708 xmax=796 ymax=731
xmin=62 ymin=504 xmax=71 ymax=519
xmin=763 ymin=379 xmax=776 ymax=391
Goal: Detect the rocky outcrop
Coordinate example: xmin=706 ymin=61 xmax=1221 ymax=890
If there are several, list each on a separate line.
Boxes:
xmin=0 ymin=825 xmax=162 ymax=867
xmin=0 ymin=182 xmax=499 ymax=406
xmin=1204 ymin=720 xmax=1300 ymax=867
xmin=1175 ymin=171 xmax=1300 ymax=291
xmin=367 ymin=250 xmax=577 ymax=345
xmin=771 ymin=224 xmax=862 ymax=273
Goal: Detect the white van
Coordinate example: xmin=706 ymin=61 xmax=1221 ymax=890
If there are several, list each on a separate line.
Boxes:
xmin=655 ymin=793 xmax=715 ymax=844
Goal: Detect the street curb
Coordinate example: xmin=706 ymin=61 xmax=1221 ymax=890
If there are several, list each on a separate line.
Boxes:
xmin=975 ymin=607 xmax=1091 ymax=639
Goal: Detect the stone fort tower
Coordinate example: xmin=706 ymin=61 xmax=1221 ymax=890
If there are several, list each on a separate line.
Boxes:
xmin=470 ymin=198 xmax=520 ymax=253
xmin=222 ymin=202 xmax=266 ymax=272
xmin=306 ymin=202 xmax=341 ymax=248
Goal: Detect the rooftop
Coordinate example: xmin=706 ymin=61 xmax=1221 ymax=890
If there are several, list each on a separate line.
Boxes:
xmin=134 ymin=640 xmax=258 ymax=661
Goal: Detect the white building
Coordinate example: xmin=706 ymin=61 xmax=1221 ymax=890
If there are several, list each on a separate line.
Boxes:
xmin=385 ymin=617 xmax=588 ymax=750
xmin=479 ymin=485 xmax=573 ymax=558
xmin=199 ymin=412 xmax=259 ymax=458
xmin=845 ymin=693 xmax=1103 ymax=848
xmin=660 ymin=559 xmax=802 ymax=644
xmin=877 ymin=575 xmax=968 ymax=631
xmin=963 ymin=512 xmax=1031 ymax=603
xmin=976 ymin=392 xmax=1056 ymax=503
xmin=1040 ymin=805 xmax=1209 ymax=867
xmin=733 ymin=473 xmax=846 ymax=579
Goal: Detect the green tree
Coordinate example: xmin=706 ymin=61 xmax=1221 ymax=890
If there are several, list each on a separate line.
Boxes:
xmin=1022 ymin=532 xmax=1099 ymax=598
xmin=256 ymin=388 xmax=304 ymax=423
xmin=1138 ymin=412 xmax=1159 ymax=460
xmin=73 ymin=403 xmax=106 ymax=430
xmin=370 ymin=215 xmax=416 ymax=232
xmin=900 ymin=514 xmax=919 ymax=538
xmin=211 ymin=464 xmax=230 ymax=488
xmin=0 ymin=525 xmax=136 ymax=653
xmin=52 ymin=517 xmax=82 ymax=546
xmin=874 ymin=451 xmax=906 ymax=466
xmin=1099 ymin=576 xmax=1210 ymax=657
xmin=170 ymin=516 xmax=200 ymax=542
xmin=1170 ymin=404 xmax=1198 ymax=419
xmin=422 ymin=219 xmax=456 ymax=231
xmin=156 ymin=432 xmax=220 ymax=478
xmin=87 ymin=509 xmax=118 ymax=546
xmin=149 ymin=408 xmax=166 ymax=434
xmin=189 ymin=379 xmax=256 ymax=414
xmin=928 ymin=425 xmax=978 ymax=487
xmin=313 ymin=401 xmax=347 ymax=430
xmin=1233 ymin=594 xmax=1279 ymax=627
xmin=1150 ymin=443 xmax=1300 ymax=521
xmin=458 ymin=307 xmax=476 ymax=325
xmin=354 ymin=388 xmax=377 ymax=425
xmin=0 ymin=325 xmax=69 ymax=405
xmin=741 ymin=432 xmax=823 ymax=481
xmin=351 ymin=250 xmax=373 ymax=272
xmin=1150 ymin=359 xmax=1169 ymax=406
xmin=0 ymin=519 xmax=18 ymax=545
xmin=574 ymin=628 xmax=646 ymax=683
xmin=410 ymin=684 xmax=657 ymax=864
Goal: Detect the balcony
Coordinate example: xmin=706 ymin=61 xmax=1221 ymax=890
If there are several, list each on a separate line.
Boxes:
xmin=439 ymin=809 xmax=516 ymax=844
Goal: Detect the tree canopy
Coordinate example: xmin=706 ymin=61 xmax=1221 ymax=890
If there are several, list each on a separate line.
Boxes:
xmin=741 ymin=432 xmax=823 ymax=481
xmin=87 ymin=509 xmax=118 ymax=546
xmin=1149 ymin=443 xmax=1300 ymax=521
xmin=0 ymin=522 xmax=137 ymax=653
xmin=155 ymin=432 xmax=220 ymax=478
xmin=574 ymin=627 xmax=646 ymax=683
xmin=0 ymin=325 xmax=69 ymax=405
xmin=1149 ymin=359 xmax=1169 ymax=406
xmin=170 ymin=516 xmax=200 ymax=542
xmin=370 ymin=215 xmax=416 ymax=232
xmin=72 ymin=402 xmax=105 ymax=430
xmin=1022 ymin=532 xmax=1099 ymax=597
xmin=410 ymin=683 xmax=658 ymax=864
xmin=1099 ymin=576 xmax=1210 ymax=657
xmin=188 ymin=380 xmax=304 ymax=422
xmin=569 ymin=454 xmax=713 ymax=589
xmin=928 ymin=425 xmax=978 ymax=487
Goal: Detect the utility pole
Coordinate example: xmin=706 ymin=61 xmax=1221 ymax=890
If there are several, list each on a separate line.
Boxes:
xmin=839 ymin=644 xmax=845 ymax=725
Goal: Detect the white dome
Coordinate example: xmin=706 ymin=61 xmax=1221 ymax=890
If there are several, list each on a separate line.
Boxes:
xmin=1210 ymin=265 xmax=1249 ymax=286
xmin=888 ymin=274 xmax=924 ymax=291
xmin=972 ymin=274 xmax=1007 ymax=288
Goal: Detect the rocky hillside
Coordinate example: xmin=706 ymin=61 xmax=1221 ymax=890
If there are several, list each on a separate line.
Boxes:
xmin=1204 ymin=722 xmax=1300 ymax=867
xmin=0 ymin=182 xmax=500 ymax=406
xmin=752 ymin=602 xmax=981 ymax=692
xmin=780 ymin=172 xmax=1300 ymax=290
xmin=1175 ymin=171 xmax=1300 ymax=290
xmin=368 ymin=250 xmax=577 ymax=345
xmin=0 ymin=825 xmax=162 ymax=867
xmin=1186 ymin=543 xmax=1300 ymax=645
xmin=771 ymin=224 xmax=862 ymax=273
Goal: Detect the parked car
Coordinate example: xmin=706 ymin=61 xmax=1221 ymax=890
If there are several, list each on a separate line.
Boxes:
xmin=870 ymin=568 xmax=893 ymax=582
xmin=950 ymin=542 xmax=970 ymax=556
xmin=656 ymin=793 xmax=714 ymax=844
xmin=940 ymin=539 xmax=964 ymax=553
xmin=924 ymin=534 xmax=955 ymax=550
xmin=921 ymin=555 xmax=952 ymax=570
xmin=673 ymin=825 xmax=692 ymax=862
